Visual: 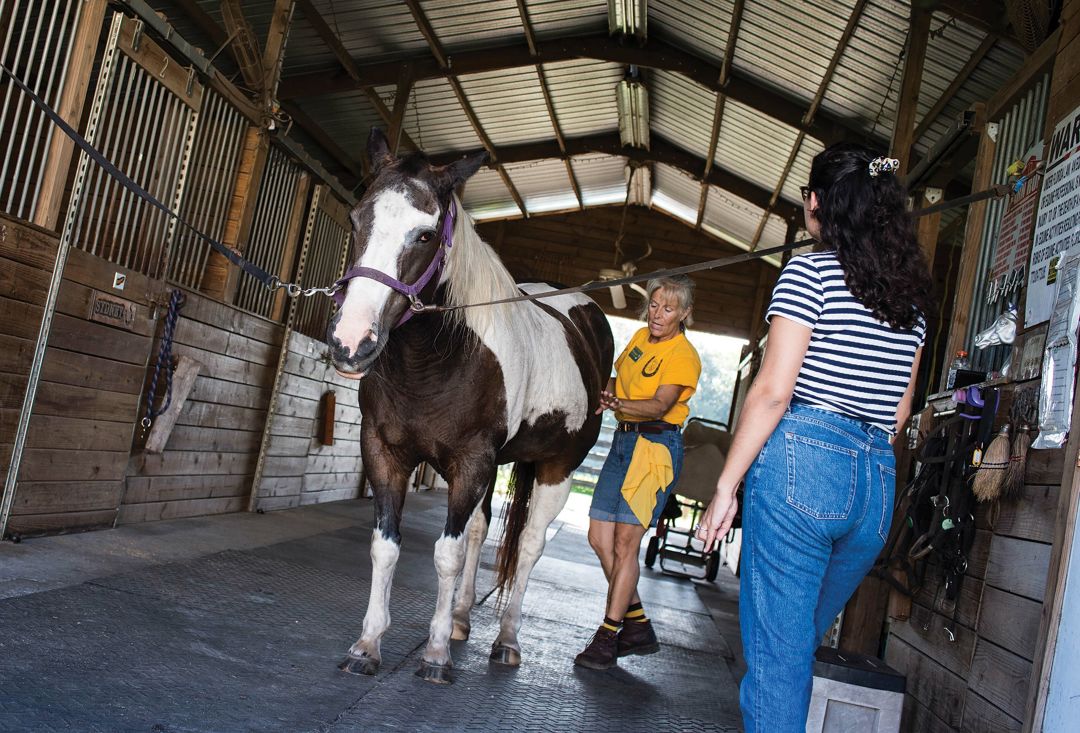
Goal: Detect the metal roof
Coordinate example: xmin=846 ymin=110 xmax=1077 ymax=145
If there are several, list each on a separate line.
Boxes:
xmin=147 ymin=0 xmax=1031 ymax=256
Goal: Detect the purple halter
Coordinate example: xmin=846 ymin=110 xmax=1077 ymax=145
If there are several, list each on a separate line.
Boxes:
xmin=332 ymin=198 xmax=456 ymax=327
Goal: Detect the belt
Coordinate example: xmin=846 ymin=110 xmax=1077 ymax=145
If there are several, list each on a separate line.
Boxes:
xmin=617 ymin=421 xmax=679 ymax=434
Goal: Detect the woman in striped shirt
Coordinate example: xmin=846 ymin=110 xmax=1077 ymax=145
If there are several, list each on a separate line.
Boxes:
xmin=697 ymin=143 xmax=932 ymax=733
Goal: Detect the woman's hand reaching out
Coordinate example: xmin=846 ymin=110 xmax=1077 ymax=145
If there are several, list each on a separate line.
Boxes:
xmin=596 ymin=389 xmax=621 ymax=415
xmin=696 ymin=487 xmax=739 ymax=553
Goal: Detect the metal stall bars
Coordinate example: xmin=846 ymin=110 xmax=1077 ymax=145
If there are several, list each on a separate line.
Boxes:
xmin=232 ymin=144 xmax=306 ymax=320
xmin=247 ymin=183 xmax=349 ymax=511
xmin=965 ymin=74 xmax=1051 ymax=372
xmin=68 ymin=12 xmax=203 ymax=279
xmin=0 ymin=0 xmax=88 ymax=224
xmin=166 ymin=87 xmax=247 ymax=290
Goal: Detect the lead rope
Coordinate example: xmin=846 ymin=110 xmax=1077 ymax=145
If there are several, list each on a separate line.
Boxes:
xmin=140 ymin=290 xmax=185 ymax=437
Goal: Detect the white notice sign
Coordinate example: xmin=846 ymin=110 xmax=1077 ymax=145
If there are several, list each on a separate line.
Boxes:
xmin=1027 ymin=104 xmax=1080 ymax=326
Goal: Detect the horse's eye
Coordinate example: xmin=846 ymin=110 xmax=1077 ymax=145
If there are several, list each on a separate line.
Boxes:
xmin=416 ymin=230 xmax=435 ymax=244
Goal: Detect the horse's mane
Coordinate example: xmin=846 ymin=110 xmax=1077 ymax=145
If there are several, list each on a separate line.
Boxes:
xmin=443 ymin=194 xmax=540 ymax=337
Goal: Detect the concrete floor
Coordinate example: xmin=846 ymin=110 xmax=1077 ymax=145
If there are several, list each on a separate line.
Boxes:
xmin=0 ymin=490 xmax=743 ymax=732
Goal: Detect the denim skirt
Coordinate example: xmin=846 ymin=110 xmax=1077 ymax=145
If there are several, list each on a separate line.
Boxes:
xmin=588 ymin=427 xmax=684 ymax=527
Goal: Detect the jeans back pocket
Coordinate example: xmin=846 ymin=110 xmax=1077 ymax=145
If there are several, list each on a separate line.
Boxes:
xmin=877 ymin=464 xmax=896 ymax=543
xmin=784 ymin=433 xmax=858 ymax=520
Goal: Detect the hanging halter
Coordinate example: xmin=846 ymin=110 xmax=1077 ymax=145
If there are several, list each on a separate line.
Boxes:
xmin=331 ymin=198 xmax=457 ymax=327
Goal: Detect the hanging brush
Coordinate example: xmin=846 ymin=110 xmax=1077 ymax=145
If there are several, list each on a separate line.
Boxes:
xmin=972 ymin=424 xmax=1011 ymax=502
xmin=1003 ymin=388 xmax=1037 ymax=501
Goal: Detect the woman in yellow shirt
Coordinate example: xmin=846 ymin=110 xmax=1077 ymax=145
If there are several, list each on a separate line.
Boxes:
xmin=574 ymin=275 xmax=701 ymax=670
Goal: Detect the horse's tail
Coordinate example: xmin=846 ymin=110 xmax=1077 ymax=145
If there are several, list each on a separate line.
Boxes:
xmin=495 ymin=461 xmax=536 ymax=596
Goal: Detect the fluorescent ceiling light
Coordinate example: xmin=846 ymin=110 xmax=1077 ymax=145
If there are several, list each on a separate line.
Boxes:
xmin=608 ymin=0 xmax=647 ymax=41
xmin=616 ymin=79 xmax=649 ymax=149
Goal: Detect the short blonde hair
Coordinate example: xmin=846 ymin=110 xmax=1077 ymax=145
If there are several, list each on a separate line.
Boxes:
xmin=639 ymin=275 xmax=695 ymax=328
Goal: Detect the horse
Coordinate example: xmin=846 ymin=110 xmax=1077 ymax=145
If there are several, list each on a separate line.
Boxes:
xmin=326 ymin=128 xmax=614 ymax=684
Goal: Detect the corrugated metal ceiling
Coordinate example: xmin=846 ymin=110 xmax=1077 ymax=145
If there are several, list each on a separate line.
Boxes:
xmin=146 ymin=0 xmax=1033 ymax=255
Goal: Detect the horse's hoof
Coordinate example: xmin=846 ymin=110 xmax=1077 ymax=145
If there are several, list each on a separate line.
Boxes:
xmin=489 ymin=643 xmax=521 ymax=667
xmin=450 ymin=622 xmax=470 ymax=641
xmin=415 ymin=660 xmax=453 ymax=684
xmin=339 ymin=654 xmax=379 ymax=676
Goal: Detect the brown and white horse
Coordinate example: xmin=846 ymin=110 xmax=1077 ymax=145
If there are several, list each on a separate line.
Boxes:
xmin=326 ymin=129 xmax=614 ymax=684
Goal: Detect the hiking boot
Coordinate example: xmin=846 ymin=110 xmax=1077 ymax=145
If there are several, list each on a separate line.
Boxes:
xmin=617 ymin=619 xmax=660 ymax=657
xmin=573 ymin=626 xmax=619 ymax=670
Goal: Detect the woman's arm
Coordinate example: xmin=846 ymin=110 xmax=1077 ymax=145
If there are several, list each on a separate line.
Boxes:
xmin=696 ymin=316 xmax=812 ymax=550
xmin=892 ymin=346 xmax=923 ymax=443
xmin=610 ymin=384 xmax=684 ymax=421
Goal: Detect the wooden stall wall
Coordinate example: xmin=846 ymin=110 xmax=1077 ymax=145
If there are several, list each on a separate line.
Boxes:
xmin=884 ymin=408 xmax=1060 ymax=732
xmin=0 ymin=215 xmax=61 ymax=522
xmin=119 ymin=291 xmax=283 ymax=523
xmin=6 ymin=244 xmax=157 ymax=535
xmin=476 ymin=205 xmax=780 ymax=341
xmin=253 ymin=332 xmax=362 ymax=512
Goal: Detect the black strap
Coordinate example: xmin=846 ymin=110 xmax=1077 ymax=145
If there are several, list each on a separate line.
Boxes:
xmin=0 ymin=61 xmax=277 ymax=288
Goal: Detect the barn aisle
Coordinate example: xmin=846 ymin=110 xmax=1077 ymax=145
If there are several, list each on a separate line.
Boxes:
xmin=0 ymin=491 xmax=741 ymax=732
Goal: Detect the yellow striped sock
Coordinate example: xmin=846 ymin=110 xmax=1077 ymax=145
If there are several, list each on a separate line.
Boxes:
xmin=625 ymin=603 xmax=648 ymax=623
xmin=601 ymin=616 xmax=621 ymax=632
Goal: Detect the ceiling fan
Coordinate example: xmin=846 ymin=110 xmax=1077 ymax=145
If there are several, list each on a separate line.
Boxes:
xmin=599 ymin=243 xmax=651 ymax=310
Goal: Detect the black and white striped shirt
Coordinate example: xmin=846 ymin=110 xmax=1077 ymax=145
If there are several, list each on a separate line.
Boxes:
xmin=766 ymin=252 xmax=925 ymax=434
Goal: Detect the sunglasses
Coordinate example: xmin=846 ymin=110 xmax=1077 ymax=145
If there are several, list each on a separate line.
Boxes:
xmin=800 ymin=185 xmax=812 ymax=201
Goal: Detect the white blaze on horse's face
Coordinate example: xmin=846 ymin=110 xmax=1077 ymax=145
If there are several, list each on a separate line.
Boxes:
xmin=332 ymin=187 xmax=438 ymax=365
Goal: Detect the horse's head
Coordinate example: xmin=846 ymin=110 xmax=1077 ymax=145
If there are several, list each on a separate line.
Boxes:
xmin=327 ymin=128 xmax=486 ymax=377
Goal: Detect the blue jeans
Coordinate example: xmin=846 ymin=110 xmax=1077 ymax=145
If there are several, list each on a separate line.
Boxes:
xmin=589 ymin=427 xmax=684 ymax=527
xmin=740 ymin=402 xmax=895 ymax=733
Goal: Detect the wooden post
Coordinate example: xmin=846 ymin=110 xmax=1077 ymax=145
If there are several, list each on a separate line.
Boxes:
xmin=269 ymin=173 xmax=312 ymax=322
xmin=144 ymin=356 xmax=203 ymax=454
xmin=388 ymin=69 xmax=414 ymax=155
xmin=941 ymin=104 xmax=992 ymax=390
xmin=199 ymin=126 xmax=270 ymax=301
xmin=916 ymin=189 xmax=943 ymax=266
xmin=890 ymin=5 xmax=931 ymax=174
xmin=32 ymin=0 xmax=109 ymax=231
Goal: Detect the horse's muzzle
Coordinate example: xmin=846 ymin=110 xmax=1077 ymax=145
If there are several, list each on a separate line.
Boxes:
xmin=327 ymin=311 xmax=382 ymax=376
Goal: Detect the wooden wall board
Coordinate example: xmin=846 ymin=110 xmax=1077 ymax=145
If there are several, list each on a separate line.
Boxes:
xmin=122 ymin=474 xmax=248 ymax=505
xmin=30 ymin=381 xmax=140 ymax=422
xmin=913 ymin=565 xmax=983 ymax=630
xmin=299 ymin=487 xmax=356 ymax=505
xmin=11 ymin=481 xmax=124 ymax=515
xmin=170 ymin=342 xmax=276 ymax=387
xmin=47 ymin=313 xmax=152 ymax=364
xmin=0 ymin=214 xmax=60 ymax=270
xmin=984 ymin=536 xmax=1051 ymax=602
xmin=1024 ymin=449 xmax=1064 ymax=485
xmin=40 ymin=348 xmax=146 ymax=395
xmin=900 ymin=693 xmax=956 ymax=733
xmin=0 ymin=374 xmax=30 ymax=412
xmin=55 ymin=280 xmax=156 ymax=338
xmin=172 ymin=317 xmax=279 ymax=365
xmin=892 ymin=603 xmax=977 ymax=678
xmin=116 ymin=496 xmax=246 ymax=524
xmin=966 ymin=639 xmax=1033 ymax=722
xmin=310 ymin=437 xmax=361 ymax=456
xmin=260 ymin=455 xmax=307 ymax=478
xmin=5 ymin=509 xmax=117 ymax=535
xmin=164 ymin=425 xmax=262 ymax=454
xmin=267 ymin=414 xmax=316 ymax=438
xmin=0 ymin=334 xmax=34 ymax=375
xmin=266 ymin=434 xmax=310 ymax=457
xmin=174 ymin=400 xmax=267 ymax=431
xmin=257 ymin=476 xmax=303 ymax=497
xmin=132 ymin=451 xmax=256 ymax=477
xmin=61 ymin=247 xmax=162 ymax=308
xmin=0 ymin=254 xmax=53 ymax=306
xmin=177 ymin=292 xmax=283 ymax=347
xmin=186 ymin=377 xmax=270 ymax=410
xmin=24 ymin=416 xmax=132 ymax=452
xmin=17 ymin=449 xmax=128 ymax=482
xmin=0 ymin=296 xmax=44 ymax=340
xmin=256 ymin=495 xmax=300 ymax=511
xmin=977 ymin=586 xmax=1042 ymax=661
xmin=993 ymin=485 xmax=1059 ymax=543
xmin=303 ymin=471 xmax=362 ymax=492
xmin=885 ymin=636 xmax=966 ymax=729
xmin=961 ymin=690 xmax=1022 ymax=733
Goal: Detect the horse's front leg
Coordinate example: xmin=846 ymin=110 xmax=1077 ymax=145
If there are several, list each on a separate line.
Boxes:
xmin=339 ymin=441 xmax=413 ymax=676
xmin=451 ymin=479 xmax=494 ymax=641
xmin=417 ymin=455 xmax=495 ymax=684
xmin=491 ymin=472 xmax=572 ymax=666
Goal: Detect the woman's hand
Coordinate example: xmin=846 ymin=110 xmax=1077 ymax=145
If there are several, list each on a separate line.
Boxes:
xmin=696 ymin=488 xmax=739 ymax=553
xmin=596 ymin=389 xmax=621 ymax=415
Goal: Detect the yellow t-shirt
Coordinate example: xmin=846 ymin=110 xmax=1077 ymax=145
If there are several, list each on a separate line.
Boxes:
xmin=613 ymin=327 xmax=702 ymax=426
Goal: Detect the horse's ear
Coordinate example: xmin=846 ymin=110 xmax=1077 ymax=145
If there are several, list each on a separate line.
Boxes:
xmin=440 ymin=151 xmax=488 ymax=188
xmin=367 ymin=128 xmax=394 ymax=172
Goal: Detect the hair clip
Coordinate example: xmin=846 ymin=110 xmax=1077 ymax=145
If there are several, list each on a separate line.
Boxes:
xmin=869 ymin=157 xmax=900 ymax=177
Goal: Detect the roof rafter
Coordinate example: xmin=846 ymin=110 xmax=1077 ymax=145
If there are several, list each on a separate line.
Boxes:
xmin=516 ymin=0 xmax=583 ymax=209
xmin=696 ymin=0 xmax=745 ymax=229
xmin=430 ymin=132 xmax=803 ymax=222
xmin=403 ymin=0 xmax=529 ymax=218
xmin=277 ymin=33 xmax=872 ymax=148
xmin=749 ymin=0 xmax=869 ymax=249
xmin=912 ymin=33 xmax=996 ymax=143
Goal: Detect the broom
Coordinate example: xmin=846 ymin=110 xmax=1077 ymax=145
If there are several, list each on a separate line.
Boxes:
xmin=1002 ymin=423 xmax=1031 ymax=501
xmin=972 ymin=424 xmax=1011 ymax=502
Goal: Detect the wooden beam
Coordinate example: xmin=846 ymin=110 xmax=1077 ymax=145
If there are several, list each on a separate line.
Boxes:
xmin=942 ymin=104 xmax=992 ymax=388
xmin=429 ymin=132 xmax=803 ymax=221
xmin=913 ymin=34 xmax=996 ymax=143
xmin=261 ymin=0 xmax=295 ymax=99
xmin=751 ymin=134 xmax=805 ymax=249
xmin=32 ymin=0 xmax=109 ymax=231
xmin=387 ymin=71 xmax=414 ymax=156
xmin=219 ymin=0 xmax=264 ymax=90
xmin=402 ymin=0 xmax=528 ymax=216
xmin=280 ymin=101 xmax=363 ymax=180
xmin=697 ymin=0 xmax=745 ymax=228
xmin=278 ymin=33 xmax=871 ymax=147
xmin=270 ymin=173 xmax=312 ymax=321
xmin=916 ymin=189 xmax=943 ymax=265
xmin=891 ymin=6 xmax=932 ymax=176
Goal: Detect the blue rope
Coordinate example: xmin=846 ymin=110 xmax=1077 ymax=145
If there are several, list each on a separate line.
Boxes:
xmin=141 ymin=290 xmax=185 ymax=432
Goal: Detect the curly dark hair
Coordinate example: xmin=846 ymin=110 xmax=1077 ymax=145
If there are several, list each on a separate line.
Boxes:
xmin=807 ymin=142 xmax=932 ymax=331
